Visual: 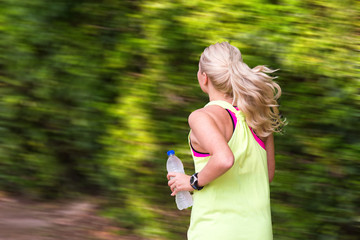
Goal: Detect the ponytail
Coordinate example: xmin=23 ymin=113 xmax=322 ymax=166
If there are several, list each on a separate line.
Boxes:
xmin=200 ymin=42 xmax=285 ymax=137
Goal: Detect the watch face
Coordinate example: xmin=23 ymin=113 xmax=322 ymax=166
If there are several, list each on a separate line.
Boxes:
xmin=190 ymin=175 xmax=196 ymax=185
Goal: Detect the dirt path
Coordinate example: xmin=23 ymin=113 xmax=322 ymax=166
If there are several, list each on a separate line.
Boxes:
xmin=0 ymin=195 xmax=142 ymax=240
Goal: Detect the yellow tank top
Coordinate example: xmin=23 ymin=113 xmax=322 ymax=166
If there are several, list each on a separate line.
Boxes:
xmin=187 ymin=100 xmax=273 ymax=240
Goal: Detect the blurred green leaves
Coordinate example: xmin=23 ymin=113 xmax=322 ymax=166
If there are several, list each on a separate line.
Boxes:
xmin=0 ymin=0 xmax=359 ymax=239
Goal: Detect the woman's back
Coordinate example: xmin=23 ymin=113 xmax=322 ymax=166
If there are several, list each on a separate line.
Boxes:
xmin=188 ymin=100 xmax=272 ymax=240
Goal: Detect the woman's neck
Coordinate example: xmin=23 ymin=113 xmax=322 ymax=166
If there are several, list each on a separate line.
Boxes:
xmin=208 ymin=88 xmax=233 ymax=105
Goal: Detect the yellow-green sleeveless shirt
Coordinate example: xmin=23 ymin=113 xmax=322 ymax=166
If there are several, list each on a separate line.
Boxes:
xmin=187 ymin=100 xmax=273 ymax=240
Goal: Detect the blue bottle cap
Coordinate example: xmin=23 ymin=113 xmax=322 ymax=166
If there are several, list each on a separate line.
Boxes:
xmin=167 ymin=150 xmax=175 ymax=156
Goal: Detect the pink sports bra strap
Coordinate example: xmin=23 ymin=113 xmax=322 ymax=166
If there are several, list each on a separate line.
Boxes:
xmin=190 ymin=138 xmax=211 ymax=157
xmin=225 ymin=109 xmax=237 ymax=132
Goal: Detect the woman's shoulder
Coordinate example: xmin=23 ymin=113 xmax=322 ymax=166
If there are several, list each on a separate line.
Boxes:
xmin=188 ymin=108 xmax=209 ymax=128
xmin=188 ymin=105 xmax=231 ymax=129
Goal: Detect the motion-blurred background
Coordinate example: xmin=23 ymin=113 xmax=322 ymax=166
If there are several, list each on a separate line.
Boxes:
xmin=0 ymin=0 xmax=359 ymax=239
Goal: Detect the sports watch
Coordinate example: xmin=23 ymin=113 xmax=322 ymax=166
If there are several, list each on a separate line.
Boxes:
xmin=190 ymin=172 xmax=203 ymax=190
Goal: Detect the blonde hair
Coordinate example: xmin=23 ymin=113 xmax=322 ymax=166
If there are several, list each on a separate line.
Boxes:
xmin=199 ymin=42 xmax=285 ymax=137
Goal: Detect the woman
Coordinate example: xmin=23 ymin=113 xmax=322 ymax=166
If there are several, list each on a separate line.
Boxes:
xmin=167 ymin=42 xmax=285 ymax=240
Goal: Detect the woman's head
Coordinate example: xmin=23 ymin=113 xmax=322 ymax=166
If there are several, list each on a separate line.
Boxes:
xmin=199 ymin=42 xmax=285 ymax=137
xmin=199 ymin=42 xmax=241 ymax=96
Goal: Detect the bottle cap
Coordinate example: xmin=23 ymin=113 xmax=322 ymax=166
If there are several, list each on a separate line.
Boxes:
xmin=167 ymin=150 xmax=175 ymax=156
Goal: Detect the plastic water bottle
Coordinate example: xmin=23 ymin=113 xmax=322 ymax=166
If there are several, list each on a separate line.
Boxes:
xmin=166 ymin=150 xmax=193 ymax=210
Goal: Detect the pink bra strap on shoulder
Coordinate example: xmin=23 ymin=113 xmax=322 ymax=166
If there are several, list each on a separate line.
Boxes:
xmin=249 ymin=127 xmax=266 ymax=150
xmin=225 ymin=109 xmax=237 ymax=131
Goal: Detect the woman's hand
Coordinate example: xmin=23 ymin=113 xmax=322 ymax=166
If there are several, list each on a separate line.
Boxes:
xmin=167 ymin=172 xmax=193 ymax=196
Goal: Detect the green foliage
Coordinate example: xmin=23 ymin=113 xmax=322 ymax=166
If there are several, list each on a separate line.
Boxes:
xmin=0 ymin=0 xmax=359 ymax=239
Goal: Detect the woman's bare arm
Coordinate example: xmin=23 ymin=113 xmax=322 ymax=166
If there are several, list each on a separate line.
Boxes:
xmin=167 ymin=109 xmax=234 ymax=196
xmin=265 ymin=133 xmax=275 ymax=183
xmin=188 ymin=109 xmax=234 ymax=187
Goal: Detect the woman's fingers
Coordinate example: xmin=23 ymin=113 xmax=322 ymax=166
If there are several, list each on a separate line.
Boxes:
xmin=171 ymin=182 xmax=185 ymax=195
xmin=168 ymin=178 xmax=175 ymax=187
xmin=171 ymin=183 xmax=177 ymax=192
xmin=169 ymin=178 xmax=179 ymax=192
xmin=171 ymin=184 xmax=180 ymax=196
xmin=167 ymin=172 xmax=177 ymax=180
xmin=167 ymin=172 xmax=192 ymax=196
xmin=167 ymin=174 xmax=178 ymax=195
